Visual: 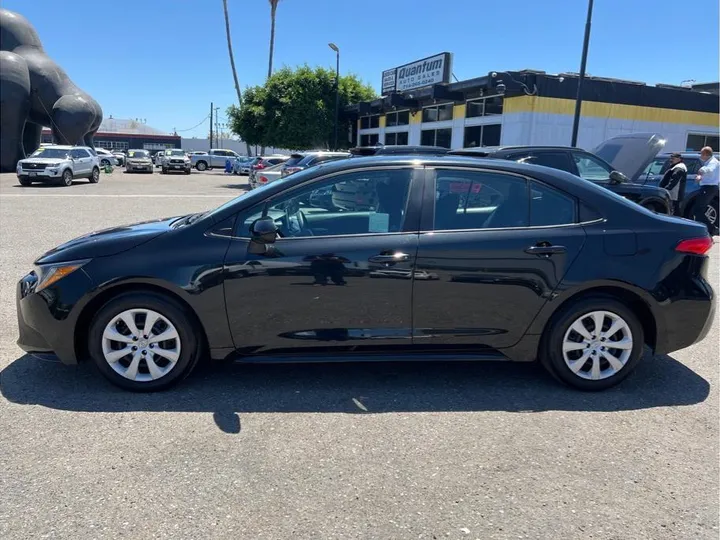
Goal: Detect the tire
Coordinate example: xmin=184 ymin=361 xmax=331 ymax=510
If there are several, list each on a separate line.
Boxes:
xmin=88 ymin=292 xmax=202 ymax=392
xmin=89 ymin=166 xmax=100 ymax=183
xmin=161 ymin=167 xmax=167 ymax=174
xmin=18 ymin=177 xmax=31 ymax=186
xmin=539 ymin=295 xmax=645 ymax=391
xmin=185 ymin=168 xmax=191 ymax=175
xmin=100 ymin=159 xmax=110 ymax=167
xmin=196 ymin=161 xmax=208 ymax=171
xmin=61 ymin=168 xmax=73 ymax=186
xmin=641 ymin=201 xmax=666 ymax=214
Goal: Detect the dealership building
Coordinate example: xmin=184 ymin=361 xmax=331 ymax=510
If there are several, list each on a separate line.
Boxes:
xmin=348 ymin=53 xmax=719 ymax=152
xmin=41 ymin=116 xmax=181 ymax=151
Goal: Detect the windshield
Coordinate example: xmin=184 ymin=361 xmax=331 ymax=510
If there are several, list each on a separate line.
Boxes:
xmin=166 ymin=150 xmax=185 ymax=156
xmin=128 ymin=150 xmax=150 ymax=158
xmin=643 ymin=158 xmax=667 ymax=176
xmin=30 ymin=148 xmax=70 ymax=159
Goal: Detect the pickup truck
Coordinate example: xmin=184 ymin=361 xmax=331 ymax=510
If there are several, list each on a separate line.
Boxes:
xmin=191 ymin=149 xmax=240 ymax=171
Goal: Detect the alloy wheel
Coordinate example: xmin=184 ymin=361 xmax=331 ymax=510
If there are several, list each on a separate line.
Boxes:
xmin=101 ymin=308 xmax=181 ymax=382
xmin=705 ymin=204 xmax=717 ymax=227
xmin=561 ymin=310 xmax=633 ymax=380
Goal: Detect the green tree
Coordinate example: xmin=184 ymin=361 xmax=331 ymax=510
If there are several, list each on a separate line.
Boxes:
xmin=228 ymin=65 xmax=376 ymax=150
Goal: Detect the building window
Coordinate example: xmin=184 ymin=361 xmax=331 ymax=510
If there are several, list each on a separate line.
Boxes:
xmin=360 ymin=133 xmax=379 ymax=146
xmin=687 ymin=133 xmax=720 ymax=151
xmin=421 ymin=128 xmax=452 ymax=148
xmin=463 ymin=124 xmax=502 ymax=147
xmin=385 ymin=132 xmax=409 ymax=145
xmin=386 ymin=110 xmax=410 ymax=127
xmin=360 ymin=115 xmax=381 ymax=129
xmin=96 ymin=140 xmax=129 ymax=150
xmin=466 ymin=95 xmax=504 ymax=118
xmin=422 ymin=103 xmax=453 ymax=123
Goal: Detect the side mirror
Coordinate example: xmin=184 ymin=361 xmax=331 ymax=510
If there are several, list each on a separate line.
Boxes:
xmin=609 ymin=170 xmax=628 ymax=184
xmin=250 ymin=216 xmax=279 ymax=244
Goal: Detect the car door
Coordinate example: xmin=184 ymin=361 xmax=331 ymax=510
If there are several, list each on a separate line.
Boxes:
xmin=71 ymin=149 xmax=91 ymax=176
xmin=412 ymin=166 xmax=586 ymax=349
xmin=222 ymin=166 xmax=423 ymax=355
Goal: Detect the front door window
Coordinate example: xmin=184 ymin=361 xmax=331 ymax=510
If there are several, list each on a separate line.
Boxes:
xmin=236 ymin=169 xmax=413 ymax=238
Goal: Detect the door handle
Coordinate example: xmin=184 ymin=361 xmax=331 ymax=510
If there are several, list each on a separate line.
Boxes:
xmin=525 ymin=244 xmax=566 ymax=255
xmin=368 ymin=252 xmax=410 ymax=263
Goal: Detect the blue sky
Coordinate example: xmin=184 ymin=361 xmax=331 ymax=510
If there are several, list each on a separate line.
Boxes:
xmin=5 ymin=0 xmax=718 ymax=138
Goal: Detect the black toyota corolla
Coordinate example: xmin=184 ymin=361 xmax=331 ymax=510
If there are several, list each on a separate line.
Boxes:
xmin=17 ymin=155 xmax=715 ymax=392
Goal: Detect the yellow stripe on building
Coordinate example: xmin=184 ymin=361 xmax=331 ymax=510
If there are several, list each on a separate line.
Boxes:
xmin=504 ymin=96 xmax=719 ymax=126
xmin=379 ymin=115 xmax=386 ymax=128
xmin=453 ymin=104 xmax=466 ymax=119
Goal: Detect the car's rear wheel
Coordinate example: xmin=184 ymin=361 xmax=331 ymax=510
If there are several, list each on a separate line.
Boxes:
xmin=61 ymin=169 xmax=73 ymax=186
xmin=196 ymin=161 xmax=207 ymax=171
xmin=89 ymin=166 xmax=100 ymax=183
xmin=539 ymin=296 xmax=644 ymax=391
xmin=88 ymin=293 xmax=201 ymax=391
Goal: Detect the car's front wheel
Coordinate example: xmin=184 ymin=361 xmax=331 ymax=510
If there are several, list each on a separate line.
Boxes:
xmin=88 ymin=292 xmax=201 ymax=391
xmin=539 ymin=296 xmax=644 ymax=391
xmin=61 ymin=169 xmax=73 ymax=186
xmin=18 ymin=177 xmax=31 ymax=186
xmin=89 ymin=166 xmax=100 ymax=183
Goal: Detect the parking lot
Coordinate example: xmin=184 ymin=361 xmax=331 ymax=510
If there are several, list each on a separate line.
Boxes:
xmin=0 ymin=167 xmax=718 ymax=539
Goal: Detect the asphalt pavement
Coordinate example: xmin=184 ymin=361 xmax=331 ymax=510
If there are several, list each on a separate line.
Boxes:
xmin=0 ymin=167 xmax=718 ymax=539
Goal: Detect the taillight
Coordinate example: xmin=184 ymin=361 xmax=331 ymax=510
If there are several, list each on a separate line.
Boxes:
xmin=675 ymin=237 xmax=713 ymax=255
xmin=255 ymin=163 xmax=266 ymax=170
xmin=258 ymin=176 xmax=268 ymax=184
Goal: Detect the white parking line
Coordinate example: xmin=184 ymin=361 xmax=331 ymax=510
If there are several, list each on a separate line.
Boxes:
xmin=0 ymin=194 xmax=234 ymax=198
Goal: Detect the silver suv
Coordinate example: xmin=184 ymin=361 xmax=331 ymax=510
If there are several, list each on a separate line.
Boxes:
xmin=161 ymin=149 xmax=192 ymax=175
xmin=16 ymin=145 xmax=100 ymax=187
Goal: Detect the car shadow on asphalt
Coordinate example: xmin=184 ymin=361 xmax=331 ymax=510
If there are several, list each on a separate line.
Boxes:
xmin=0 ymin=352 xmax=710 ymax=433
xmin=221 ymin=183 xmax=250 ymax=190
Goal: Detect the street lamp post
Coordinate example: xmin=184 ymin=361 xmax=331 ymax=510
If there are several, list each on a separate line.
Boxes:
xmin=570 ymin=0 xmax=595 ymax=147
xmin=329 ymin=42 xmax=340 ymax=150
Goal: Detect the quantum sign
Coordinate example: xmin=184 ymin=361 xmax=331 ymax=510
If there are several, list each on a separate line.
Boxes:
xmin=381 ymin=52 xmax=452 ymax=94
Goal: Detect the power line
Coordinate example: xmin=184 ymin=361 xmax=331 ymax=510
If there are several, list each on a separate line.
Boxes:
xmin=175 ymin=114 xmax=211 ymax=132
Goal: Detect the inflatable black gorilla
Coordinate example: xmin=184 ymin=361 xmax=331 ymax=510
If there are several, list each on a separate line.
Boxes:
xmin=0 ymin=8 xmax=102 ymax=172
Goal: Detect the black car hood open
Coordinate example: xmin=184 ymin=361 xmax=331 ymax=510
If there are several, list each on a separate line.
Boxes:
xmin=593 ymin=133 xmax=666 ymax=182
xmin=36 ymin=217 xmax=180 ymax=265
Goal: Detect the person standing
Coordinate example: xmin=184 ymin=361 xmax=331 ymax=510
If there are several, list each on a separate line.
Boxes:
xmin=659 ymin=153 xmax=687 ymax=215
xmin=694 ymin=146 xmax=719 ymax=234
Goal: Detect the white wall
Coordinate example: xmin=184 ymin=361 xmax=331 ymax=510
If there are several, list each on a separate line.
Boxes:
xmin=180 ymin=137 xmax=293 ymax=156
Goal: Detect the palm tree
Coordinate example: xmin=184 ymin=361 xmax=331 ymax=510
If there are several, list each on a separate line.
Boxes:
xmin=267 ymin=0 xmax=281 ymax=79
xmin=222 ymin=0 xmax=251 ymax=155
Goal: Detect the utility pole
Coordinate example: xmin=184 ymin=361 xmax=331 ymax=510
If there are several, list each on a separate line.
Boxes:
xmin=209 ymin=102 xmax=214 ymax=150
xmin=215 ymin=107 xmax=220 ymax=148
xmin=570 ymin=0 xmax=594 ymax=147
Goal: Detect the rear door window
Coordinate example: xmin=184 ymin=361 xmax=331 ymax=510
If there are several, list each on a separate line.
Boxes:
xmin=530 ymin=182 xmax=576 ymax=226
xmin=515 ymin=151 xmax=576 ymax=174
xmin=572 ymin=153 xmax=613 ymax=181
xmin=433 ymin=170 xmax=529 ymax=230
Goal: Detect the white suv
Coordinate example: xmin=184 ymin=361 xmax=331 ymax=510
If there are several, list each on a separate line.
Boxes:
xmin=16 ymin=145 xmax=101 ymax=187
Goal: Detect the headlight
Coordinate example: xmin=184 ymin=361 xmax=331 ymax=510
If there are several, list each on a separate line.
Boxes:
xmin=34 ymin=260 xmax=90 ymax=292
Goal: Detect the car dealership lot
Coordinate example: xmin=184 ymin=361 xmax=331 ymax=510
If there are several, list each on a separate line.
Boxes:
xmin=0 ymin=169 xmax=718 ymax=539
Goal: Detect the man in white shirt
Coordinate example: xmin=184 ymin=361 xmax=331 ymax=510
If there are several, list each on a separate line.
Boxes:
xmin=694 ymin=146 xmax=719 ymax=235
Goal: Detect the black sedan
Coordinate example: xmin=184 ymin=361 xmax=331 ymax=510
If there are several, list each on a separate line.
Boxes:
xmin=17 ymin=156 xmax=715 ymax=392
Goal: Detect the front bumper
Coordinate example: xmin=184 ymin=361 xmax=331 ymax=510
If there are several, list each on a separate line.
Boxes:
xmin=17 ymin=168 xmax=63 ymax=180
xmin=16 ymin=268 xmax=94 ymax=365
xmin=127 ymin=163 xmax=153 ymax=172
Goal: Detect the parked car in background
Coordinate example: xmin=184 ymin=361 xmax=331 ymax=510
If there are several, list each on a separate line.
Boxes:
xmin=350 ymin=145 xmax=449 ymax=157
xmin=125 ymin=149 xmax=154 ymax=173
xmin=639 ymin=151 xmax=720 ymax=230
xmin=249 ymin=162 xmax=285 ymax=189
xmin=112 ymin=151 xmax=126 ymax=166
xmin=247 ymin=155 xmax=291 ymax=184
xmin=160 ymin=149 xmax=192 ymax=175
xmin=16 ymin=154 xmax=714 ymax=392
xmin=17 ymin=145 xmax=101 ymax=186
xmin=233 ymin=156 xmax=253 ymax=175
xmin=95 ymin=148 xmax=119 ymax=167
xmin=451 ymin=133 xmax=672 ymax=214
xmin=280 ymin=151 xmax=350 ymax=177
xmin=152 ymin=151 xmax=165 ymax=167
xmin=191 ymin=149 xmax=240 ymax=171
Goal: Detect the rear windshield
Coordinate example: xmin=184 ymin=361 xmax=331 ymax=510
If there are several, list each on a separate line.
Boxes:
xmin=283 ymin=155 xmax=305 ymax=167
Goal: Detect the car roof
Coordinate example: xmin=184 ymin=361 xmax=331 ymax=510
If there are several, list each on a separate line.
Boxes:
xmin=450 ymin=145 xmax=588 ymax=156
xmin=351 ymin=145 xmax=448 ymax=156
xmin=39 ymin=145 xmax=75 ymax=150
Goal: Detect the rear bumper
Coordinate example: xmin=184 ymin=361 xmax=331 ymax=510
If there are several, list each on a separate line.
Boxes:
xmin=655 ymin=274 xmax=715 ymax=355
